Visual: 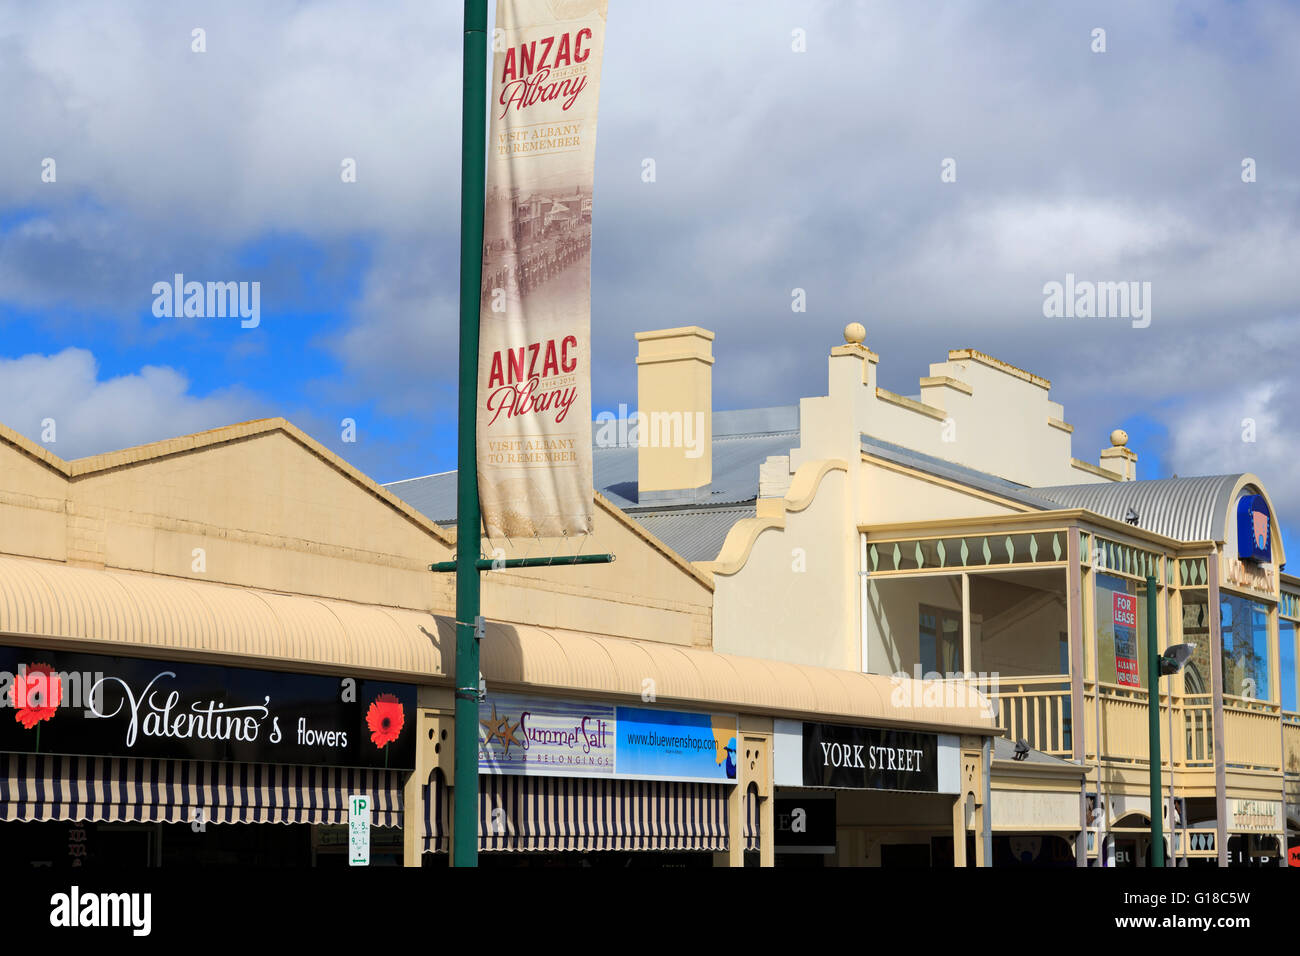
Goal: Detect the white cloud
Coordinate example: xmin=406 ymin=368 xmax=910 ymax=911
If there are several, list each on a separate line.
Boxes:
xmin=3 ymin=0 xmax=1300 ymax=499
xmin=1160 ymin=379 xmax=1300 ymax=516
xmin=0 ymin=348 xmax=261 ymax=459
xmin=0 ymin=1 xmax=464 ymax=239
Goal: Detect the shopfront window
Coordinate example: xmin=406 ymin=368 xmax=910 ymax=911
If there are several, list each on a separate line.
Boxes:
xmin=1279 ymin=619 xmax=1297 ymax=713
xmin=1220 ymin=594 xmax=1270 ymax=701
xmin=1181 ymin=590 xmax=1211 ymax=695
xmin=918 ymin=606 xmax=961 ymax=676
xmin=1094 ymin=573 xmax=1147 ymax=689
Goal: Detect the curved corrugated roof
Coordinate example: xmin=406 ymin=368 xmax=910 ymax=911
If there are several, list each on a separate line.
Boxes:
xmin=0 ymin=556 xmax=994 ymax=733
xmin=1033 ymin=475 xmax=1246 ymax=541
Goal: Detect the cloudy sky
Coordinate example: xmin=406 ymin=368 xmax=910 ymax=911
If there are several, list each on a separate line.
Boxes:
xmin=2 ymin=1 xmax=1299 ymax=548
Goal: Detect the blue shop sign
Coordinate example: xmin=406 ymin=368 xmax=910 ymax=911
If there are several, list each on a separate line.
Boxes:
xmin=1236 ymin=494 xmax=1271 ymax=564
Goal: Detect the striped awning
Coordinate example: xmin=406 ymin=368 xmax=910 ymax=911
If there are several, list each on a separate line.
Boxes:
xmin=0 ymin=753 xmax=405 ymax=827
xmin=423 ymin=769 xmax=450 ymax=854
xmin=477 ymin=775 xmax=729 ymax=852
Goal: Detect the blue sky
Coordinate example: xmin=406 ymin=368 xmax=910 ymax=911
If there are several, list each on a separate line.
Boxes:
xmin=2 ymin=0 xmax=1299 ymax=556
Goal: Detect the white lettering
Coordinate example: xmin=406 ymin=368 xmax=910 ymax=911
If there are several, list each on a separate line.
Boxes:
xmin=88 ymin=673 xmax=270 ymax=748
xmin=50 ymin=886 xmax=150 ymax=937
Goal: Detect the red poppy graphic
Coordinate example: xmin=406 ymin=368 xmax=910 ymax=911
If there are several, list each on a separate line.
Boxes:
xmin=366 ymin=693 xmax=405 ymax=749
xmin=13 ymin=663 xmax=62 ymax=730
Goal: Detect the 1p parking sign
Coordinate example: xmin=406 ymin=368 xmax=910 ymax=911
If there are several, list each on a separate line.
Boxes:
xmin=349 ymin=794 xmax=370 ymax=867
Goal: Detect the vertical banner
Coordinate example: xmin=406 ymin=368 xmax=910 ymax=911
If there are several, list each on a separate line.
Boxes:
xmin=477 ymin=0 xmax=607 ymax=538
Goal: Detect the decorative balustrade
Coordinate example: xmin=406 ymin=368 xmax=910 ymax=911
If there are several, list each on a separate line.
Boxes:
xmin=1176 ymin=829 xmax=1218 ymax=858
xmin=1284 ymin=715 xmax=1300 ymax=777
xmin=962 ymin=675 xmax=1072 ymax=757
xmin=1180 ymin=695 xmax=1214 ymax=767
xmin=963 ymin=676 xmax=1285 ymax=771
xmin=1221 ymin=696 xmax=1282 ymax=772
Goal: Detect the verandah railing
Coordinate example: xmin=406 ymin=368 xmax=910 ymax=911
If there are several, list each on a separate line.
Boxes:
xmin=961 ymin=675 xmax=1287 ymax=771
xmin=1280 ymin=713 xmax=1299 ymax=777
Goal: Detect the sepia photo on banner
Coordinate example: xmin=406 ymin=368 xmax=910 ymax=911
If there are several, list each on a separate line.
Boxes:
xmin=477 ymin=0 xmax=607 ymax=538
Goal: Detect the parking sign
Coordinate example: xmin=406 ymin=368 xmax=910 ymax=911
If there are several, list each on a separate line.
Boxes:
xmin=348 ymin=794 xmax=370 ymax=866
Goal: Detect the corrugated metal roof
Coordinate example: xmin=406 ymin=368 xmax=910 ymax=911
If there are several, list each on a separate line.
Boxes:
xmin=595 ymin=432 xmax=798 ymax=510
xmin=629 ymin=507 xmax=756 ymax=562
xmin=861 ymin=435 xmax=1061 ymax=510
xmin=0 ymin=555 xmax=995 ymax=732
xmin=713 ymin=405 xmax=799 ymax=437
xmin=386 ymin=470 xmax=457 ymax=524
xmin=1033 ymin=475 xmax=1245 ymax=541
xmin=388 ymin=422 xmax=1249 ymax=554
xmin=386 ymin=409 xmax=800 ymax=554
xmin=992 ymin=735 xmax=1086 ymax=769
xmin=862 ymin=436 xmax=1249 ymax=544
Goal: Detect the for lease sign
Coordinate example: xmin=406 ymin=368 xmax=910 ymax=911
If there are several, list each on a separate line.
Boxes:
xmin=1113 ymin=592 xmax=1140 ymax=687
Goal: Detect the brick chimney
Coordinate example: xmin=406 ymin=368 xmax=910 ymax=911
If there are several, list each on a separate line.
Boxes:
xmin=634 ymin=327 xmax=713 ymax=495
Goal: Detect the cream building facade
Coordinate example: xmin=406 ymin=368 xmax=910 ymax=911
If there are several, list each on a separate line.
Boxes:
xmin=6 ymin=320 xmax=1295 ymax=868
xmin=0 ymin=409 xmax=994 ymax=867
xmin=618 ymin=323 xmax=1297 ymax=867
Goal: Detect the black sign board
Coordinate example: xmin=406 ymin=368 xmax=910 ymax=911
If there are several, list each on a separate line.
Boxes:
xmin=802 ymin=722 xmax=938 ymax=792
xmin=0 ymin=645 xmax=416 ymax=771
xmin=774 ymin=796 xmax=836 ymax=852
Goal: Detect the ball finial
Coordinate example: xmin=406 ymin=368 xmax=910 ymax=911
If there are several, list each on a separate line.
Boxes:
xmin=1110 ymin=429 xmax=1129 ymax=448
xmin=844 ymin=322 xmax=866 ymax=345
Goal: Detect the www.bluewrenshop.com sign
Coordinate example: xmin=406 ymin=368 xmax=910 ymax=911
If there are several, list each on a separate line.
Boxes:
xmin=0 ymin=645 xmax=415 ymax=770
xmin=478 ymin=693 xmax=737 ymax=783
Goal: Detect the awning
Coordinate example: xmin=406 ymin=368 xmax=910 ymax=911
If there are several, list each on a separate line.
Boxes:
xmin=418 ymin=775 xmax=733 ymax=858
xmin=423 ymin=770 xmax=450 ymax=854
xmin=0 ymin=553 xmax=997 ymax=733
xmin=421 ymin=775 xmax=759 ymax=858
xmin=0 ymin=753 xmax=405 ymax=827
xmin=477 ymin=775 xmax=728 ymax=852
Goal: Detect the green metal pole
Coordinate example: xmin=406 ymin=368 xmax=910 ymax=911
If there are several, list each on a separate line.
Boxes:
xmin=453 ymin=0 xmax=488 ymax=868
xmin=430 ymin=554 xmax=616 ymax=573
xmin=1146 ymin=574 xmax=1164 ymax=867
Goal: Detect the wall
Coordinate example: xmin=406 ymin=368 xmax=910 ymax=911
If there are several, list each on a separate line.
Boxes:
xmin=867 ymin=576 xmax=962 ymax=677
xmin=833 ymin=790 xmax=955 ymax=867
xmin=972 ymin=573 xmax=1068 ymax=677
xmin=73 ymin=429 xmax=444 ymax=611
xmin=0 ymin=431 xmax=68 ymax=563
xmin=711 ymin=467 xmax=855 ymax=670
xmin=990 ymin=788 xmax=1080 ymax=831
xmin=708 ymin=334 xmax=1122 ymax=677
xmin=859 ymin=460 xmax=1026 ymax=526
xmin=481 ymin=496 xmax=714 ymax=647
xmin=790 ymin=344 xmax=1117 ymax=495
xmin=0 ymin=419 xmax=715 ymax=648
